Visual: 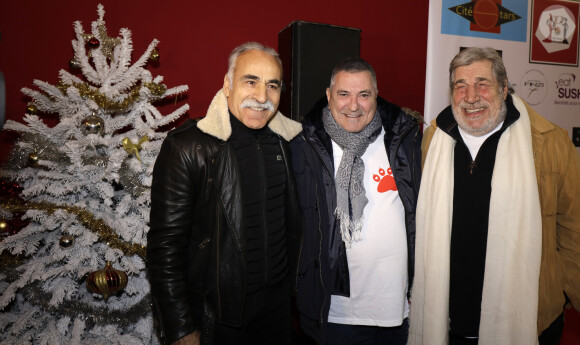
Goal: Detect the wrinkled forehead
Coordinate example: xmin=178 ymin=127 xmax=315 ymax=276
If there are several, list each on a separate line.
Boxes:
xmin=331 ymin=70 xmax=376 ymax=92
xmin=233 ymin=50 xmax=282 ymax=80
xmin=453 ymin=60 xmax=496 ymax=83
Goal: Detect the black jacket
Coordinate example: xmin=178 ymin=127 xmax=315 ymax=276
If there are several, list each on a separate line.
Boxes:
xmin=289 ymin=97 xmax=422 ymax=344
xmin=147 ymin=90 xmax=303 ymax=345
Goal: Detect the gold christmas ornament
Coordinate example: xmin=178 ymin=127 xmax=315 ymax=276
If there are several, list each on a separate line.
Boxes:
xmin=81 ymin=33 xmax=93 ymax=42
xmin=26 ymin=104 xmax=38 ymax=115
xmin=86 ymin=261 xmax=128 ymax=301
xmin=122 ymin=136 xmax=149 ymax=161
xmin=27 ymin=153 xmax=39 ymax=166
xmin=59 ymin=234 xmax=75 ymax=248
xmin=0 ymin=219 xmax=8 ymax=232
xmin=81 ymin=114 xmax=105 ymax=136
xmin=149 ymin=48 xmax=159 ymax=62
xmin=69 ymin=58 xmax=81 ymax=69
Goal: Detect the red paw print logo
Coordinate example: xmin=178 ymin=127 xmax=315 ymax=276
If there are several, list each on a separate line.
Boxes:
xmin=373 ymin=167 xmax=397 ymax=193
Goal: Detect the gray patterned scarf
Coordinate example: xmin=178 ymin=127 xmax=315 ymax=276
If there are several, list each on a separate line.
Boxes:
xmin=322 ymin=107 xmax=382 ymax=247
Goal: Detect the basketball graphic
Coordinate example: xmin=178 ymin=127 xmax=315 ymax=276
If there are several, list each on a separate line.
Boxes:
xmin=447 ymin=0 xmax=521 ymax=35
xmin=473 ymin=0 xmax=499 ymax=29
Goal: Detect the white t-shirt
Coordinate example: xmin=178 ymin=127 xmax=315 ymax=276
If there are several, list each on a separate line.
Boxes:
xmin=458 ymin=121 xmax=504 ymax=160
xmin=327 ymin=129 xmax=409 ymax=327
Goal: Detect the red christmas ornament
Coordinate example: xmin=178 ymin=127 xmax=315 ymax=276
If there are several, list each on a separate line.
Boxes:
xmin=86 ymin=262 xmax=128 ymax=301
xmin=8 ymin=212 xmax=29 ymax=235
xmin=0 ymin=180 xmax=23 ymax=198
xmin=88 ymin=37 xmax=100 ymax=49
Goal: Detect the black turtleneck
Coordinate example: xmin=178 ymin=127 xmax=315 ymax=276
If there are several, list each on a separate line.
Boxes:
xmin=228 ymin=113 xmax=289 ymax=294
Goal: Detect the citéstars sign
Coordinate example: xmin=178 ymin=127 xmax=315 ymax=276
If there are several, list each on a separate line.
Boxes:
xmin=442 ymin=0 xmax=528 ymax=42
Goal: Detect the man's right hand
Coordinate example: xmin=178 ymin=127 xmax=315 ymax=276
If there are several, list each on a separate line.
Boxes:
xmin=171 ymin=331 xmax=200 ymax=345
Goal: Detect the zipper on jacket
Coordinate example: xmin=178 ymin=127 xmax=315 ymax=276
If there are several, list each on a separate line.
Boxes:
xmin=385 ymin=122 xmax=420 ymax=295
xmin=391 ymin=124 xmax=419 ymax=206
xmin=301 ymin=133 xmax=335 ymax=183
xmin=294 ymin=222 xmax=305 ymax=293
xmin=411 ymin=127 xmax=421 ymax=190
xmin=216 ymin=205 xmax=221 ymax=320
xmin=301 ymin=133 xmax=332 ymax=327
xmin=199 ymin=237 xmax=210 ymax=249
xmin=293 ymin=138 xmax=305 ymax=293
xmin=316 ymin=182 xmax=327 ymax=328
xmin=469 ymin=160 xmax=477 ymax=174
xmin=256 ymin=136 xmax=269 ymax=285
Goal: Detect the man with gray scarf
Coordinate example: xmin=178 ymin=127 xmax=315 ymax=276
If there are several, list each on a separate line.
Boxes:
xmin=290 ymin=57 xmax=422 ymax=345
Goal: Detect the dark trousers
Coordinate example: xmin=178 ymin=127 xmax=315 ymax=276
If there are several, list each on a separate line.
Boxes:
xmin=539 ymin=312 xmax=564 ymax=345
xmin=326 ymin=318 xmax=409 ymax=345
xmin=212 ymin=284 xmax=292 ymax=345
xmin=449 ymin=312 xmax=564 ymax=345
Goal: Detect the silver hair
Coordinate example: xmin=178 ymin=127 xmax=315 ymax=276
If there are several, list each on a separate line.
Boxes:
xmin=449 ymin=47 xmax=514 ymax=94
xmin=329 ymin=57 xmax=378 ymax=93
xmin=226 ymin=42 xmax=282 ymax=87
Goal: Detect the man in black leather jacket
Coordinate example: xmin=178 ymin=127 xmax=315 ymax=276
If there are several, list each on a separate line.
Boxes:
xmin=147 ymin=42 xmax=303 ymax=345
xmin=290 ymin=57 xmax=422 ymax=345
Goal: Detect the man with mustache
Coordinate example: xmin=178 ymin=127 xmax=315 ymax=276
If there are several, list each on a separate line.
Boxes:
xmin=408 ymin=47 xmax=580 ymax=345
xmin=290 ymin=57 xmax=422 ymax=345
xmin=147 ymin=42 xmax=303 ymax=345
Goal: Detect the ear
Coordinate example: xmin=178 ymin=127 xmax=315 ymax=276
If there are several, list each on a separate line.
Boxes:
xmin=502 ymin=81 xmax=508 ymax=100
xmin=223 ymin=75 xmax=230 ymax=97
xmin=326 ymin=87 xmax=331 ymax=103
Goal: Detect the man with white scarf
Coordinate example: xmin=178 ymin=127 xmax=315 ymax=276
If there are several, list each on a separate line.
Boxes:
xmin=408 ymin=47 xmax=580 ymax=345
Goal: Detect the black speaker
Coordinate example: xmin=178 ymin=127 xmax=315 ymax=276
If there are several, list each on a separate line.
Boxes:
xmin=278 ymin=21 xmax=361 ymax=121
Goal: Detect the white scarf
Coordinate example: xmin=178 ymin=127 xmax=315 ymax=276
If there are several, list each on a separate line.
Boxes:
xmin=408 ymin=95 xmax=542 ymax=345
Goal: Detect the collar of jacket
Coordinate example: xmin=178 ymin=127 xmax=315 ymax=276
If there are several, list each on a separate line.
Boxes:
xmin=526 ymin=100 xmax=555 ymax=135
xmin=524 ymin=97 xmax=556 ymax=180
xmin=197 ymin=89 xmax=303 ymax=142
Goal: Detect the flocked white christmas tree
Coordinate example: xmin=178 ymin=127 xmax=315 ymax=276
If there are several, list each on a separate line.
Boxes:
xmin=0 ymin=4 xmax=188 ymax=344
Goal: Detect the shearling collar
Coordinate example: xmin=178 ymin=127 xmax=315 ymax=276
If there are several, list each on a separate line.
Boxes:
xmin=197 ymin=89 xmax=302 ymax=142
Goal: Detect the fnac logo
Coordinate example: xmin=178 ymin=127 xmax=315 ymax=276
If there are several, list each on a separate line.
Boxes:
xmin=520 ymin=70 xmax=547 ymax=106
xmin=449 ymin=0 xmax=521 ymax=34
xmin=555 ymin=73 xmax=579 ymax=99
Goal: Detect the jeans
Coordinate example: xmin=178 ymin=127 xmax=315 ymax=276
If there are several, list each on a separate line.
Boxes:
xmin=326 ymin=318 xmax=409 ymax=345
xmin=212 ymin=283 xmax=292 ymax=345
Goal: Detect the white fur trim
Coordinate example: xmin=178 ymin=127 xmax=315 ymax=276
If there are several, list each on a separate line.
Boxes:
xmin=197 ymin=89 xmax=302 ymax=142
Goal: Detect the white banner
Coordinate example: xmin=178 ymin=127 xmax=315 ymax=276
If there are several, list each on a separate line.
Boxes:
xmin=424 ymin=0 xmax=580 ymax=152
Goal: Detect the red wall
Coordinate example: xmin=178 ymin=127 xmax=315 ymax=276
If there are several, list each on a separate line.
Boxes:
xmin=1 ymin=1 xmax=579 ymax=341
xmin=0 ymin=0 xmax=429 ymax=161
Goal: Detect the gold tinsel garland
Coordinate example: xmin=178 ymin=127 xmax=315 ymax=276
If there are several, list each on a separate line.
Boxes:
xmin=0 ymin=196 xmax=146 ymax=260
xmin=0 ymin=251 xmax=24 ymax=269
xmin=55 ymin=81 xmax=167 ymax=114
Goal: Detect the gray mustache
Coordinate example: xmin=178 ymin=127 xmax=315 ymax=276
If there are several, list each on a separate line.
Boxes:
xmin=241 ymin=99 xmax=275 ymax=112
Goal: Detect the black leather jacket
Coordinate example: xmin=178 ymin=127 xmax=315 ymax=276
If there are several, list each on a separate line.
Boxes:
xmin=147 ymin=90 xmax=303 ymax=345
